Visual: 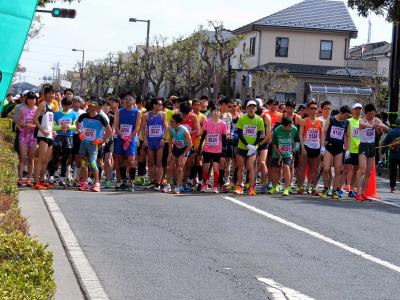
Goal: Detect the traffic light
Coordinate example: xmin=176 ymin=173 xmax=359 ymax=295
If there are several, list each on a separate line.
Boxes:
xmin=51 ymin=8 xmax=76 ymax=18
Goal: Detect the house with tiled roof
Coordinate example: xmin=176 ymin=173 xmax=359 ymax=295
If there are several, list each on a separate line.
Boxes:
xmin=231 ymin=0 xmax=373 ymax=107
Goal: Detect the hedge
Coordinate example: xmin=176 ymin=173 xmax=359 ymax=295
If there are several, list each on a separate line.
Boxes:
xmin=0 ymin=119 xmax=56 ymax=299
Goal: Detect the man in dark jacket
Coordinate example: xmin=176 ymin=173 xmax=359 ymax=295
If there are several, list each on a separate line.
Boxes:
xmin=383 ymin=118 xmax=400 ymax=192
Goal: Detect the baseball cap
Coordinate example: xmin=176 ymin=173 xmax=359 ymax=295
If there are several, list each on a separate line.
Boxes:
xmin=13 ymin=95 xmax=21 ymax=100
xmin=352 ymin=103 xmax=362 ymax=109
xmin=22 ymin=90 xmax=30 ymax=97
xmin=255 ymin=98 xmax=263 ymax=107
xmin=247 ymin=100 xmax=258 ymax=107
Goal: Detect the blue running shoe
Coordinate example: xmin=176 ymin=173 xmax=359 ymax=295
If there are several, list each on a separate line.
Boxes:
xmin=348 ymin=191 xmax=356 ymax=198
xmin=260 ymin=186 xmax=268 ymax=194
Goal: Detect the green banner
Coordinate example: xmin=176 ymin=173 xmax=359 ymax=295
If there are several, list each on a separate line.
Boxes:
xmin=0 ymin=0 xmax=38 ymax=113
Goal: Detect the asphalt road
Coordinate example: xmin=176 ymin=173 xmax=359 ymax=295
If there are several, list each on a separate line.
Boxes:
xmin=49 ymin=178 xmax=400 ymax=300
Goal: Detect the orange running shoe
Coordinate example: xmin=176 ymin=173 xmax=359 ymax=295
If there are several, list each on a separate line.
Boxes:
xmin=25 ymin=178 xmax=32 ymax=187
xmin=234 ymin=185 xmax=243 ymax=195
xmin=91 ymin=183 xmax=101 ymax=192
xmin=249 ymin=186 xmax=256 ymax=196
xmin=40 ymin=182 xmax=54 ymax=188
xmin=17 ymin=178 xmax=23 ymax=187
xmin=33 ymin=183 xmax=47 ymax=190
xmin=79 ymin=183 xmax=90 ymax=191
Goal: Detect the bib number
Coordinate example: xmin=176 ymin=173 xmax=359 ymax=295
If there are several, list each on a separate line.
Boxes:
xmin=175 ymin=139 xmax=185 ymax=148
xmin=206 ymin=134 xmax=219 ymax=146
xmin=120 ymin=124 xmax=132 ymax=137
xmin=149 ymin=125 xmax=162 ymax=138
xmin=330 ymin=126 xmax=344 ymax=140
xmin=352 ymin=128 xmax=360 ymax=138
xmin=279 ymin=144 xmax=291 ymax=154
xmin=243 ymin=125 xmax=257 ymax=137
xmin=60 ymin=119 xmax=72 ymax=127
xmin=84 ymin=128 xmax=96 ymax=141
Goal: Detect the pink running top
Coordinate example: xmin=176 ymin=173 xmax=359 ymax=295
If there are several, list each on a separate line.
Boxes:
xmin=202 ymin=119 xmax=228 ymax=153
xmin=19 ymin=106 xmax=37 ymax=136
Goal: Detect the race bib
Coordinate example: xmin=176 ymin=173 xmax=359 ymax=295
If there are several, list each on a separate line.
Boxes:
xmin=330 ymin=126 xmax=345 ymax=140
xmin=84 ymin=128 xmax=96 ymax=141
xmin=175 ymin=139 xmax=185 ymax=148
xmin=243 ymin=125 xmax=257 ymax=137
xmin=206 ymin=134 xmax=219 ymax=146
xmin=25 ymin=117 xmax=34 ymax=125
xmin=60 ymin=118 xmax=72 ymax=127
xmin=48 ymin=114 xmax=53 ymax=123
xmin=279 ymin=144 xmax=292 ymax=153
xmin=149 ymin=125 xmax=162 ymax=138
xmin=120 ymin=124 xmax=132 ymax=137
xmin=306 ymin=128 xmax=320 ymax=143
xmin=352 ymin=128 xmax=360 ymax=138
xmin=362 ymin=128 xmax=375 ymax=143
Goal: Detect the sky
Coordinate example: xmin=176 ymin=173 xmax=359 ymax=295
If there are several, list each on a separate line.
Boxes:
xmin=18 ymin=0 xmax=393 ymax=86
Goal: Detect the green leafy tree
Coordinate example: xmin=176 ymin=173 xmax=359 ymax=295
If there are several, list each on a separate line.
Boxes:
xmin=347 ymin=0 xmax=400 ymax=22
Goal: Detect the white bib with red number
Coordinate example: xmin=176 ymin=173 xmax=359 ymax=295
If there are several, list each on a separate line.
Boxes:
xmin=149 ymin=125 xmax=162 ymax=138
xmin=305 ymin=128 xmax=320 ymax=149
xmin=206 ymin=134 xmax=219 ymax=146
xmin=330 ymin=126 xmax=345 ymax=140
xmin=120 ymin=124 xmax=132 ymax=137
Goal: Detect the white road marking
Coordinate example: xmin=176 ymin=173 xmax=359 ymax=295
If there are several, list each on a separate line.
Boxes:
xmin=257 ymin=277 xmax=314 ymax=300
xmin=223 ymin=196 xmax=400 ymax=274
xmin=370 ymin=197 xmax=400 ymax=208
xmin=41 ymin=192 xmax=109 ymax=300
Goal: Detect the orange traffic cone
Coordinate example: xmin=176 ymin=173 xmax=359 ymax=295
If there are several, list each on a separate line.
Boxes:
xmin=364 ymin=165 xmax=380 ymax=199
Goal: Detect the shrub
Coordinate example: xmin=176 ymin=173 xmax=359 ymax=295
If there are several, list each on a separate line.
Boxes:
xmin=0 ymin=231 xmax=56 ymax=299
xmin=0 ymin=206 xmax=29 ymax=235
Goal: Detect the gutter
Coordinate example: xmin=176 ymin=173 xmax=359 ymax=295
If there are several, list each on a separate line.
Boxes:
xmin=253 ymin=26 xmax=262 ymax=67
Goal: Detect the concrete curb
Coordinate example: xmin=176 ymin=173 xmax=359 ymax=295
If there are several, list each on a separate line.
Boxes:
xmin=39 ymin=191 xmax=109 ymax=300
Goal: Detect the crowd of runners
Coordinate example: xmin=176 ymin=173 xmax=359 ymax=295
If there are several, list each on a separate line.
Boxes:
xmin=11 ymin=84 xmax=400 ymax=201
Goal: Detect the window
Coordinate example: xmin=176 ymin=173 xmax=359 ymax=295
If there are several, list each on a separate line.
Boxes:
xmin=344 ymin=38 xmax=348 ymax=59
xmin=249 ymin=37 xmax=256 ymax=56
xmin=275 ymin=37 xmax=289 ymax=57
xmin=243 ymin=42 xmax=246 ymax=52
xmin=320 ymin=40 xmax=333 ymax=60
xmin=275 ymin=92 xmax=296 ymax=103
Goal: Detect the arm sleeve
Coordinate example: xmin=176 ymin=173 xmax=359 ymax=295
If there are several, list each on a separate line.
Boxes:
xmin=238 ymin=128 xmax=248 ymax=146
xmin=199 ymin=130 xmax=207 ymax=148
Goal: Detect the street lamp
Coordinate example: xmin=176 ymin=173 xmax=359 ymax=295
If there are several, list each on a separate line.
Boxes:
xmin=72 ymin=48 xmax=85 ymax=95
xmin=129 ymin=18 xmax=150 ymax=96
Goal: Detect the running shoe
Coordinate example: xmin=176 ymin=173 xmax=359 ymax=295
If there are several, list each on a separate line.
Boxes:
xmin=173 ymin=187 xmax=180 ymax=194
xmin=128 ymin=182 xmax=135 ymax=192
xmin=282 ymin=188 xmax=290 ymax=197
xmin=307 ymin=185 xmax=312 ymax=194
xmin=338 ymin=189 xmax=345 ymax=198
xmin=260 ymin=186 xmax=268 ymax=194
xmin=248 ymin=186 xmax=256 ymax=196
xmin=214 ymin=187 xmax=219 ymax=194
xmin=311 ymin=189 xmax=320 ymax=196
xmin=25 ymin=179 xmax=32 ymax=187
xmin=355 ymin=194 xmax=365 ymax=202
xmin=59 ymin=180 xmax=68 ymax=188
xmin=103 ymin=181 xmax=113 ymax=189
xmin=48 ymin=176 xmax=55 ymax=185
xmin=297 ymin=187 xmax=304 ymax=195
xmin=33 ymin=183 xmax=47 ymax=190
xmin=178 ymin=186 xmax=185 ymax=194
xmin=320 ymin=188 xmax=329 ymax=199
xmin=234 ymin=185 xmax=243 ymax=195
xmin=244 ymin=183 xmax=250 ymax=191
xmin=220 ymin=185 xmax=228 ymax=193
xmin=162 ymin=184 xmax=171 ymax=193
xmin=390 ymin=187 xmax=395 ymax=193
xmin=17 ymin=178 xmax=23 ymax=187
xmin=327 ymin=189 xmax=333 ymax=197
xmin=348 ymin=191 xmax=357 ymax=198
xmin=115 ymin=181 xmax=123 ymax=190
xmin=267 ymin=182 xmax=273 ymax=190
xmin=268 ymin=186 xmax=277 ymax=194
xmin=276 ymin=184 xmax=282 ymax=192
xmin=40 ymin=182 xmax=54 ymax=188
xmin=345 ymin=184 xmax=351 ymax=193
xmin=288 ymin=186 xmax=293 ymax=194
xmin=197 ymin=183 xmax=202 ymax=192
xmin=91 ymin=183 xmax=101 ymax=192
xmin=154 ymin=184 xmax=161 ymax=192
xmin=79 ymin=183 xmax=90 ymax=191
xmin=332 ymin=190 xmax=340 ymax=200
xmin=201 ymin=184 xmax=207 ymax=193
xmin=184 ymin=184 xmax=194 ymax=192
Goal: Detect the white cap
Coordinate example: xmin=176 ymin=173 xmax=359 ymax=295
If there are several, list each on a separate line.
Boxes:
xmin=352 ymin=103 xmax=362 ymax=109
xmin=247 ymin=100 xmax=258 ymax=107
xmin=13 ymin=95 xmax=21 ymax=100
xmin=255 ymin=98 xmax=263 ymax=107
xmin=22 ymin=90 xmax=30 ymax=96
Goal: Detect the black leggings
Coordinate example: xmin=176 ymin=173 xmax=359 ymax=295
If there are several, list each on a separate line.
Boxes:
xmin=389 ymin=158 xmax=400 ymax=188
xmin=49 ymin=146 xmax=71 ymax=177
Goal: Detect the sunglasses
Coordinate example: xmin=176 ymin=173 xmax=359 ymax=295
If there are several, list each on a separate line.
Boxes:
xmin=309 ymin=107 xmax=318 ymax=110
xmin=88 ymin=102 xmax=98 ymax=107
xmin=125 ymin=97 xmax=134 ymax=101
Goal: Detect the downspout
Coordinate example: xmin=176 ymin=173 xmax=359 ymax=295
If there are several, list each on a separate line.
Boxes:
xmin=253 ymin=26 xmax=262 ymax=68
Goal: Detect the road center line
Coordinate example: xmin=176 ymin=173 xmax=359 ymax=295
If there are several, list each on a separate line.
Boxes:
xmin=257 ymin=277 xmax=314 ymax=300
xmin=40 ymin=191 xmax=109 ymax=300
xmin=223 ymin=196 xmax=400 ymax=274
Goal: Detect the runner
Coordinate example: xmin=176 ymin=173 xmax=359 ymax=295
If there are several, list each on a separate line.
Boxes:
xmin=142 ymin=98 xmax=168 ymax=191
xmin=298 ymin=100 xmax=322 ymax=195
xmin=192 ymin=99 xmax=207 ymax=191
xmin=219 ymin=97 xmax=234 ymax=192
xmin=163 ymin=113 xmax=193 ymax=194
xmin=70 ymin=96 xmax=86 ymax=186
xmin=103 ymin=97 xmax=119 ymax=189
xmin=320 ymin=105 xmax=351 ymax=199
xmin=17 ymin=92 xmax=37 ymax=187
xmin=355 ymin=104 xmax=389 ymax=201
xmin=269 ymin=116 xmax=300 ymax=196
xmin=76 ymin=98 xmax=112 ymax=192
xmin=33 ymin=85 xmax=55 ymax=190
xmin=198 ymin=104 xmax=227 ymax=193
xmin=52 ymin=97 xmax=78 ymax=187
xmin=114 ymin=94 xmax=141 ymax=191
xmin=258 ymin=108 xmax=271 ymax=193
xmin=342 ymin=103 xmax=362 ymax=197
xmin=235 ymin=100 xmax=264 ymax=196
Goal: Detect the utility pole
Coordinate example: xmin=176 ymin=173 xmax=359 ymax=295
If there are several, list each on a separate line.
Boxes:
xmin=388 ymin=22 xmax=400 ymax=125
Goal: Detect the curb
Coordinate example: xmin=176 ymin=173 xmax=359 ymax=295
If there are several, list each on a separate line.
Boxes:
xmin=39 ymin=191 xmax=109 ymax=300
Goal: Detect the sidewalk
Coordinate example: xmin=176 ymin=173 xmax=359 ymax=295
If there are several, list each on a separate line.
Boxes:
xmin=19 ymin=189 xmax=84 ymax=300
